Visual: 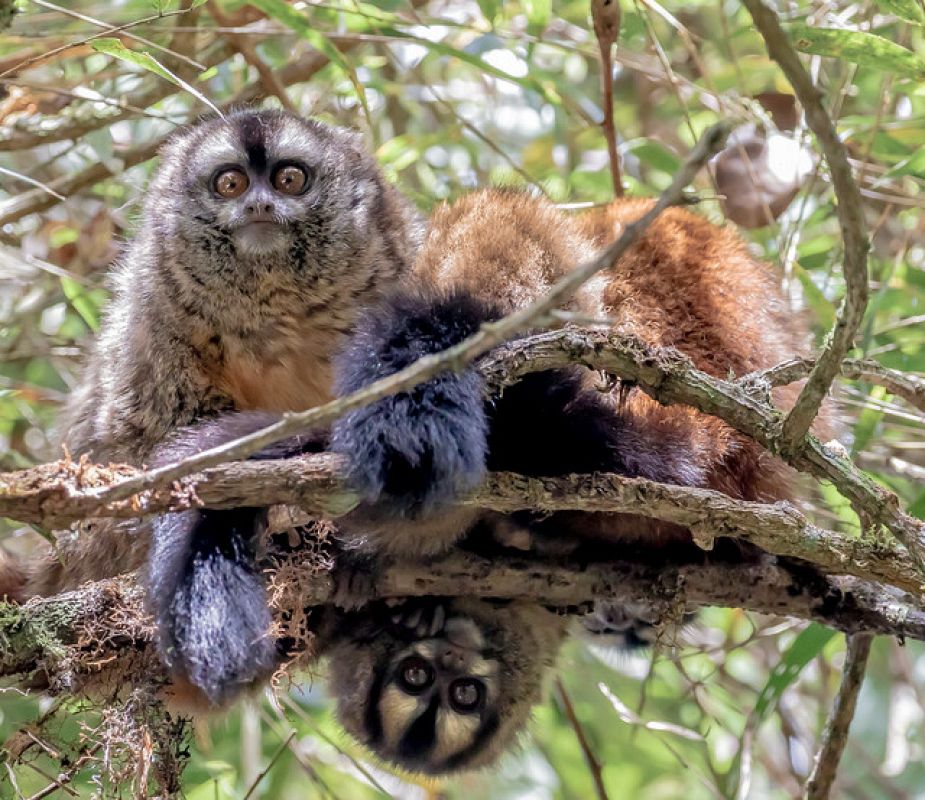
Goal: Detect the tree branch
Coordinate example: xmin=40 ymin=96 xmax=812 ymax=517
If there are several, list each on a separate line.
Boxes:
xmin=740 ymin=0 xmax=870 ymax=452
xmin=0 ymin=455 xmax=920 ymax=595
xmin=1 ymin=553 xmax=921 ymax=685
xmin=803 ymin=633 xmax=874 ymax=800
xmin=748 ymin=357 xmax=925 ymax=415
xmin=481 ymin=329 xmax=925 ymax=572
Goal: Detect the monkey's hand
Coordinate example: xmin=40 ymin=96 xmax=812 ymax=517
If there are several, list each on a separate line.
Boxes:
xmin=386 ymin=597 xmax=448 ymax=639
xmin=146 ymin=508 xmax=278 ymax=704
xmin=331 ymin=290 xmax=493 ymax=522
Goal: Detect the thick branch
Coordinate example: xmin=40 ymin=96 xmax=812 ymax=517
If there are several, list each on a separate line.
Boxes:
xmin=481 ymin=329 xmax=925 ymax=571
xmin=741 ymin=0 xmax=870 ymax=450
xmin=0 ymin=455 xmax=920 ymax=595
xmin=0 ymin=554 xmax=921 ymax=682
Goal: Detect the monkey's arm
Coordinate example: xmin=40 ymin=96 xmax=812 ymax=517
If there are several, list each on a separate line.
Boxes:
xmin=146 ymin=412 xmax=325 ymax=703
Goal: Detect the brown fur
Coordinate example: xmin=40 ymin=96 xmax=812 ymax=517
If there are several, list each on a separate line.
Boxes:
xmin=409 ymin=190 xmax=825 ymax=548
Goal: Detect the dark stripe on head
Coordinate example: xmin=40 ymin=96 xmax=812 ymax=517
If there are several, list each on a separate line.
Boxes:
xmin=442 ymin=711 xmax=501 ymax=772
xmin=363 ymin=662 xmax=387 ymax=745
xmin=398 ymin=697 xmax=438 ymax=760
xmin=235 ymin=113 xmax=269 ymax=172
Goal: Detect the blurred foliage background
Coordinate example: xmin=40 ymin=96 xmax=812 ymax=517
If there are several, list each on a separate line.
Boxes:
xmin=0 ymin=0 xmax=924 ymax=797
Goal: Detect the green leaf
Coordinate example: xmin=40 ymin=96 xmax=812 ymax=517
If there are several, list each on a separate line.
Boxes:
xmin=247 ymin=0 xmax=370 ymax=120
xmin=885 ymin=147 xmax=925 ymax=179
xmin=476 ymin=0 xmax=500 ymax=24
xmin=792 ymin=262 xmax=837 ymax=330
xmin=625 ymin=139 xmax=681 ymax=174
xmin=877 ymin=0 xmax=925 ymax=25
xmin=788 ymin=25 xmax=925 ymax=78
xmin=524 ymin=0 xmax=552 ymax=35
xmin=753 ymin=624 xmax=837 ymax=723
xmin=90 ymin=38 xmax=221 ymax=115
xmin=851 ymin=385 xmax=887 ymax=455
xmin=60 ymin=277 xmax=100 ymax=332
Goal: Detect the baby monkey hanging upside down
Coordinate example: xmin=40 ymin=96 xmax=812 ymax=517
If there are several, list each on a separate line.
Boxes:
xmin=0 ymin=109 xmax=823 ymax=775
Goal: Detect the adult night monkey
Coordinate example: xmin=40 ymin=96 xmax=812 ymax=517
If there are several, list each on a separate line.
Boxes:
xmin=1 ymin=107 xmax=422 ymax=695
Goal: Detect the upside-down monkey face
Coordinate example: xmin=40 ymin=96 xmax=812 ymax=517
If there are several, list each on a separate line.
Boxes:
xmin=365 ymin=613 xmax=502 ymax=773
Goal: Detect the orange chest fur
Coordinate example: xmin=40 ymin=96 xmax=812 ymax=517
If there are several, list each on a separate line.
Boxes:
xmin=193 ymin=324 xmax=344 ymax=413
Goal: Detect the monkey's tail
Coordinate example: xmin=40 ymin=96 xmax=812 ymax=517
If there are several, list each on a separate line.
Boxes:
xmin=0 ymin=547 xmax=26 ymax=603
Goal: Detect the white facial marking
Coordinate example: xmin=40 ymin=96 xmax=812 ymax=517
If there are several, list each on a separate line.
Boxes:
xmin=233 ymin=223 xmax=292 ymax=256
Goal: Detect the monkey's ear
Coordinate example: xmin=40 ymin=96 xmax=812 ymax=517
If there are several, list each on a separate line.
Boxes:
xmin=146 ymin=508 xmax=278 ymax=704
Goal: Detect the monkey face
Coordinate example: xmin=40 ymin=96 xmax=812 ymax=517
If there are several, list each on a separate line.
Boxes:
xmin=325 ymin=598 xmax=568 ymax=775
xmin=367 ymin=609 xmax=501 ymax=772
xmin=148 ymin=108 xmax=401 ymax=283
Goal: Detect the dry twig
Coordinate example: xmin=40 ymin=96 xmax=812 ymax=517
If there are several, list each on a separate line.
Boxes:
xmin=740 ymin=0 xmax=870 ymax=452
xmin=803 ymin=633 xmax=874 ymax=800
xmin=591 ymin=0 xmax=624 ymax=196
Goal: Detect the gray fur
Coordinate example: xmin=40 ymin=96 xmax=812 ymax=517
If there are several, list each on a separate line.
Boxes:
xmin=60 ymin=109 xmax=423 ymax=463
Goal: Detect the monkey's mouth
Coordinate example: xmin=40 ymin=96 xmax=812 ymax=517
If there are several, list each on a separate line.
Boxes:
xmin=233 ymin=221 xmax=290 ymax=254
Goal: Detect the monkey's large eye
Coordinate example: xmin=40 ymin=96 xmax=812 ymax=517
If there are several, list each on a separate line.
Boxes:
xmin=448 ymin=678 xmax=484 ymax=713
xmin=213 ymin=168 xmax=249 ymax=199
xmin=272 ymin=164 xmax=309 ymax=195
xmin=397 ymin=656 xmax=434 ymax=694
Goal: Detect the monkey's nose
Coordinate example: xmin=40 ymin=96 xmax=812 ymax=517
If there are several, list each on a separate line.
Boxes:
xmin=244 ymin=201 xmax=276 ymax=222
xmin=439 ymin=645 xmax=472 ymax=671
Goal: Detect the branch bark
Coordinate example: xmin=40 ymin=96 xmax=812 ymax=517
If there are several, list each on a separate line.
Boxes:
xmin=803 ymin=633 xmax=874 ymax=800
xmin=750 ymin=357 xmax=925 ymax=415
xmin=0 ymin=455 xmax=920 ymax=596
xmin=481 ymin=329 xmax=925 ymax=572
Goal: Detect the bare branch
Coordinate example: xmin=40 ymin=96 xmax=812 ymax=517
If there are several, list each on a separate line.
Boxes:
xmin=1 ymin=554 xmax=922 ymax=691
xmin=748 ymin=357 xmax=925 ymax=415
xmin=591 ymin=0 xmax=624 ymax=197
xmin=803 ymin=633 xmax=874 ymax=800
xmin=207 ymin=1 xmax=296 ymax=114
xmin=557 ymin=676 xmax=611 ymax=800
xmin=0 ymin=455 xmax=920 ymax=595
xmin=740 ymin=0 xmax=870 ymax=451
